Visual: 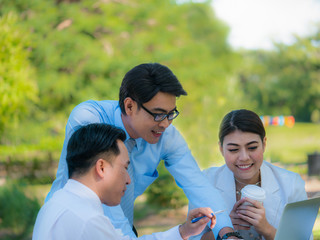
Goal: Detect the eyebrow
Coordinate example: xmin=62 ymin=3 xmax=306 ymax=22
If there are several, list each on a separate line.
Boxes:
xmin=226 ymin=141 xmax=259 ymax=147
xmin=151 ymin=107 xmax=177 ymax=113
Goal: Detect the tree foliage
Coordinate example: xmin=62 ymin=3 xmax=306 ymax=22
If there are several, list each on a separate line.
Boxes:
xmin=0 ymin=0 xmax=319 ymax=166
xmin=238 ymin=28 xmax=320 ymax=122
xmin=0 ymin=0 xmax=243 ymax=166
xmin=0 ymin=12 xmax=38 ymax=135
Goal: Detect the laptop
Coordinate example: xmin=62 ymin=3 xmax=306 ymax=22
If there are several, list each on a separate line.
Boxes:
xmin=274 ymin=197 xmax=320 ymax=240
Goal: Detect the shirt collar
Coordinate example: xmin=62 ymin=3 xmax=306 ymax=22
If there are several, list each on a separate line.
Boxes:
xmin=64 ymin=179 xmax=104 ymax=213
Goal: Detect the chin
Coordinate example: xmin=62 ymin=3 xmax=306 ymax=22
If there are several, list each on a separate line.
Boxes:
xmin=103 ymin=200 xmax=119 ymax=207
xmin=144 ymin=137 xmax=159 ymax=144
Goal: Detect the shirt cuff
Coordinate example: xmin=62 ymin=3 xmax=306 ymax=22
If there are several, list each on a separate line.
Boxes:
xmin=170 ymin=225 xmax=184 ymax=240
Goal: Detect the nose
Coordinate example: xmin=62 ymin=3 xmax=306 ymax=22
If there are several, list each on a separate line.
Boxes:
xmin=158 ymin=117 xmax=172 ymax=128
xmin=239 ymin=149 xmax=250 ymax=161
xmin=126 ymin=171 xmax=131 ymax=185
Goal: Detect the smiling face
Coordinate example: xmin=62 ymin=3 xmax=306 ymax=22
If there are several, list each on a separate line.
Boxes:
xmin=220 ymin=130 xmax=266 ymax=184
xmin=122 ymin=91 xmax=177 ymax=144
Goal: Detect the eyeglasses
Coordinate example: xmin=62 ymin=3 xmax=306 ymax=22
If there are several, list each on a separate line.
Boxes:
xmin=140 ymin=104 xmax=180 ymax=122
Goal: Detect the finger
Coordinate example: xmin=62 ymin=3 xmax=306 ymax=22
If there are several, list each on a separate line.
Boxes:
xmin=232 ymin=198 xmax=247 ymax=211
xmin=209 ymin=214 xmax=216 ymax=229
xmin=189 ymin=207 xmax=214 ymax=222
xmin=244 ymin=198 xmax=263 ymax=208
xmin=237 ymin=211 xmax=261 ymax=226
xmin=232 ymin=217 xmax=251 ymax=226
xmin=233 ymin=224 xmax=251 ymax=230
xmin=237 ymin=206 xmax=264 ymax=218
xmin=237 ymin=205 xmax=259 ymax=213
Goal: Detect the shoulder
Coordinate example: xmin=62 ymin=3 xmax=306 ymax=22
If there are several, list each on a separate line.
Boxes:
xmin=67 ymin=100 xmax=119 ymax=128
xmin=262 ymin=161 xmax=306 ymax=197
xmin=50 ymin=187 xmax=102 ymax=220
xmin=262 ymin=161 xmax=307 ymax=202
xmin=263 ymin=161 xmax=302 ymax=181
xmin=202 ymin=165 xmax=226 ymax=181
xmin=72 ymin=100 xmax=118 ymax=116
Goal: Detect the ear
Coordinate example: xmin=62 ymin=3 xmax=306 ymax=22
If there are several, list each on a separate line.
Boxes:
xmin=262 ymin=137 xmax=267 ymax=152
xmin=95 ymin=159 xmax=111 ymax=178
xmin=123 ymin=97 xmax=137 ymax=116
xmin=218 ymin=141 xmax=224 ymax=156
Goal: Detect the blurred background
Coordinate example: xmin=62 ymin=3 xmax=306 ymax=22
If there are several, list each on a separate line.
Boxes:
xmin=0 ymin=0 xmax=319 ymax=239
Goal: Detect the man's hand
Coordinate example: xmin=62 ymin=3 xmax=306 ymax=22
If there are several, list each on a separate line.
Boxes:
xmin=179 ymin=207 xmax=216 ymax=240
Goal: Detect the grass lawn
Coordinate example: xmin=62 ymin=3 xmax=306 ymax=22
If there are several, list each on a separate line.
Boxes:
xmin=265 ymin=123 xmax=320 ymax=164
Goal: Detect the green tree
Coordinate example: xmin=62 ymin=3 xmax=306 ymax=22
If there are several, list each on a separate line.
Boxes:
xmin=0 ymin=12 xmax=38 ymax=137
xmin=0 ymin=0 xmax=244 ymax=166
xmin=238 ymin=27 xmax=320 ymax=122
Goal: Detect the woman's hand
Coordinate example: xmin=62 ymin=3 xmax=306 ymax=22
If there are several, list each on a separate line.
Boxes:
xmin=230 ymin=198 xmax=251 ymax=230
xmin=236 ymin=197 xmax=276 ymax=240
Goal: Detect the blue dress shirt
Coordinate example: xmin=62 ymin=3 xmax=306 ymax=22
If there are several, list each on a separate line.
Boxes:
xmin=46 ymin=100 xmax=232 ymax=238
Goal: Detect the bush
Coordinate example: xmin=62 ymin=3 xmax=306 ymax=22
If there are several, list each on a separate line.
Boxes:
xmin=0 ymin=181 xmax=40 ymax=240
xmin=145 ymin=161 xmax=187 ymax=208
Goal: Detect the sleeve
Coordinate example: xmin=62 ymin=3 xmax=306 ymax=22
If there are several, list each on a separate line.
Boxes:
xmin=102 ymin=204 xmax=137 ymax=238
xmin=83 ymin=215 xmax=183 ymax=240
xmin=81 ymin=215 xmax=124 ymax=240
xmin=80 ymin=216 xmax=183 ymax=240
xmin=135 ymin=226 xmax=183 ymax=240
xmin=161 ymin=127 xmax=233 ymax=238
xmin=45 ymin=102 xmax=104 ymax=202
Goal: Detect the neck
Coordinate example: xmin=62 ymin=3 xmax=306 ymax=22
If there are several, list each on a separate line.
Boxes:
xmin=121 ymin=114 xmax=136 ymax=139
xmin=235 ymin=171 xmax=261 ymax=187
xmin=235 ymin=177 xmax=260 ymax=187
xmin=234 ymin=173 xmax=261 ymax=199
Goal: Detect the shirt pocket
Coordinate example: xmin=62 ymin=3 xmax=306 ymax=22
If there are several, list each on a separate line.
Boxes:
xmin=134 ymin=170 xmax=159 ymax=198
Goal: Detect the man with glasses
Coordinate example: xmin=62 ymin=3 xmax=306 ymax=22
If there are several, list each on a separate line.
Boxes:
xmin=46 ymin=63 xmax=240 ymax=239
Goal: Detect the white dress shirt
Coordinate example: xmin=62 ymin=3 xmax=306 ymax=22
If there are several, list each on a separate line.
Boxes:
xmin=33 ymin=179 xmax=183 ymax=240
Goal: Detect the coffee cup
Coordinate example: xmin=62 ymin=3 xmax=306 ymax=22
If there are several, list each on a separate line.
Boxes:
xmin=241 ymin=184 xmax=266 ymax=206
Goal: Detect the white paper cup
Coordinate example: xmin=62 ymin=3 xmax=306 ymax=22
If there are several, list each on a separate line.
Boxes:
xmin=241 ymin=184 xmax=266 ymax=206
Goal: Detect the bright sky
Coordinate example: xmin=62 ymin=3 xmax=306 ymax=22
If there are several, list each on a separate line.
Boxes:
xmin=211 ymin=0 xmax=320 ymax=49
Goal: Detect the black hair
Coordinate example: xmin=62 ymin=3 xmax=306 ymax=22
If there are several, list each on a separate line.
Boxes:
xmin=219 ymin=109 xmax=266 ymax=145
xmin=119 ymin=63 xmax=187 ymax=114
xmin=66 ymin=123 xmax=126 ymax=178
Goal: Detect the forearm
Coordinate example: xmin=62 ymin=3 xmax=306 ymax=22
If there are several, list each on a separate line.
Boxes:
xmin=200 ymin=231 xmax=214 ymax=240
xmin=261 ymin=225 xmax=276 ymax=240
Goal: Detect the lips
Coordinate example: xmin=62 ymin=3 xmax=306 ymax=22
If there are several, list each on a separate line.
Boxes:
xmin=152 ymin=130 xmax=163 ymax=137
xmin=237 ymin=163 xmax=253 ymax=170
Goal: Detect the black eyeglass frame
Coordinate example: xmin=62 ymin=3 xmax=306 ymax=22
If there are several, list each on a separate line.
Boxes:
xmin=139 ymin=104 xmax=180 ymax=122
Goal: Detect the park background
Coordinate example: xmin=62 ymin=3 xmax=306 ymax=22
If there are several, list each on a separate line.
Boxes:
xmin=0 ymin=0 xmax=320 ymax=239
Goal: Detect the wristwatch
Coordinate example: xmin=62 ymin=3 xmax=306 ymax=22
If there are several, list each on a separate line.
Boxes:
xmin=217 ymin=231 xmax=243 ymax=239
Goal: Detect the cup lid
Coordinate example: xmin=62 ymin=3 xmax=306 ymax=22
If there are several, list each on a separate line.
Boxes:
xmin=241 ymin=184 xmax=266 ymax=201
